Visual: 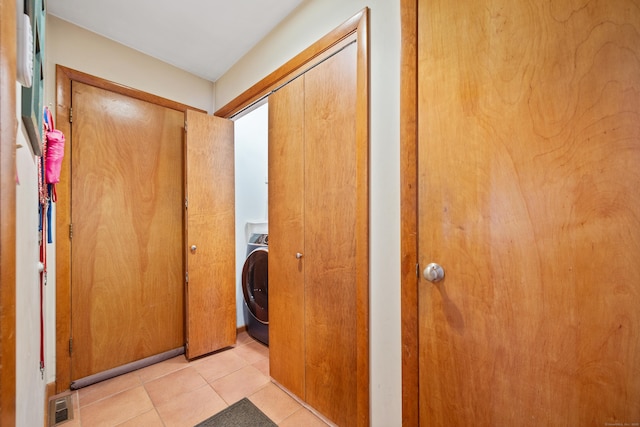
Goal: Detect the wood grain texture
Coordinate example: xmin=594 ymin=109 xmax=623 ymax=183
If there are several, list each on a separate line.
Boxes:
xmin=55 ymin=66 xmax=203 ymax=392
xmin=268 ymin=75 xmax=306 ymax=398
xmin=354 ymin=13 xmax=370 ymax=426
xmin=56 ymin=67 xmax=205 ymax=114
xmin=418 ymin=0 xmax=640 ymax=425
xmin=399 ymin=0 xmax=419 ymax=425
xmin=70 ymin=82 xmax=185 ymax=379
xmin=184 ymin=110 xmax=236 ymax=359
xmin=304 ymin=42 xmax=358 ymax=427
xmin=269 ymin=40 xmax=367 ymax=427
xmin=0 ymin=0 xmax=17 ymax=423
xmin=214 ymin=8 xmax=368 ymax=119
xmin=221 ymin=10 xmax=369 ymax=425
xmin=55 ymin=66 xmax=73 ymax=393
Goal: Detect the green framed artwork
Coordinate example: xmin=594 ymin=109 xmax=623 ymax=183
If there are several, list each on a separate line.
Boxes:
xmin=21 ymin=0 xmax=46 ymax=156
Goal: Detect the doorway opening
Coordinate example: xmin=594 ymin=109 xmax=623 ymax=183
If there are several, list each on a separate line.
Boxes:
xmin=233 ymin=102 xmax=269 ymax=337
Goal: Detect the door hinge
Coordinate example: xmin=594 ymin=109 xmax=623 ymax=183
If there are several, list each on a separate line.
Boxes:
xmin=69 ymin=338 xmax=73 ymax=355
xmin=185 ymin=272 xmax=189 ymax=284
xmin=184 ymin=120 xmax=187 ymax=132
xmin=416 ymin=263 xmax=420 ymax=278
xmin=69 ymin=223 xmax=73 ymax=240
xmin=184 ymin=197 xmax=188 ymax=209
xmin=69 ymin=107 xmax=73 ymax=123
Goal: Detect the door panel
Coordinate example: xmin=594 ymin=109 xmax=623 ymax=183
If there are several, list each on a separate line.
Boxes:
xmin=184 ymin=110 xmax=236 ymax=359
xmin=269 ymin=42 xmax=360 ymax=427
xmin=71 ymin=82 xmax=184 ymax=380
xmin=268 ymin=75 xmax=306 ymax=398
xmin=304 ymin=42 xmax=358 ymax=427
xmin=418 ymin=1 xmax=640 ymax=425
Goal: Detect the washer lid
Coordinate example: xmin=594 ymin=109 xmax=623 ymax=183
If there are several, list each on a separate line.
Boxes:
xmin=242 ymin=248 xmax=268 ymax=323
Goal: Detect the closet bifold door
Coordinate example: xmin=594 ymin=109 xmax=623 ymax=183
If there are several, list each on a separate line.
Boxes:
xmin=268 ymin=41 xmax=359 ymax=427
xmin=268 ymin=74 xmax=306 ymax=399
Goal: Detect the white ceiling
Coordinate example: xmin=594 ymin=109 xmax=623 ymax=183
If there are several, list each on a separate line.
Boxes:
xmin=46 ymin=0 xmax=305 ymax=82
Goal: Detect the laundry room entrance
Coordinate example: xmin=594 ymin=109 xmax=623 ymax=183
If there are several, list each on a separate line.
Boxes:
xmin=233 ymin=102 xmax=269 ymax=345
xmin=224 ymin=10 xmax=370 ymax=425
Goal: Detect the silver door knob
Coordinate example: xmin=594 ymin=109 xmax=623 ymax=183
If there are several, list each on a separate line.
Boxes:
xmin=190 ymin=245 xmax=197 ymax=253
xmin=423 ymin=263 xmax=444 ymax=282
xmin=296 ymin=252 xmax=303 ymax=259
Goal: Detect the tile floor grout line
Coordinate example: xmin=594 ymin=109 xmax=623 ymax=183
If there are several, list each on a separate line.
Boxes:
xmin=55 ymin=332 xmax=329 ymax=427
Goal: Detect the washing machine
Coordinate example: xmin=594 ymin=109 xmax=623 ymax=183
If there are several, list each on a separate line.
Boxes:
xmin=242 ymin=233 xmax=269 ymax=345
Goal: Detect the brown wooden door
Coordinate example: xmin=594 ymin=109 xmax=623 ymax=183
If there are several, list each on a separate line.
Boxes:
xmin=184 ymin=110 xmax=236 ymax=359
xmin=70 ymin=82 xmax=184 ymax=380
xmin=417 ymin=1 xmax=640 ymax=425
xmin=304 ymin=42 xmax=358 ymax=427
xmin=269 ymin=42 xmax=360 ymax=427
xmin=0 ymin=0 xmax=17 ymax=423
xmin=268 ymin=75 xmax=306 ymax=398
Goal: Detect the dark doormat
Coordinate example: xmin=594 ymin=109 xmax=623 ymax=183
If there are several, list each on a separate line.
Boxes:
xmin=194 ymin=398 xmax=277 ymax=427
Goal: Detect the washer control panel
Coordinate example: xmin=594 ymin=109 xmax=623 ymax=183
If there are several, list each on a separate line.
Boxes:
xmin=249 ymin=233 xmax=269 ymax=246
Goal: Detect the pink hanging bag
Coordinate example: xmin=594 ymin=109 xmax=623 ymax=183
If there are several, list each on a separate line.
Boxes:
xmin=44 ymin=107 xmax=65 ymax=184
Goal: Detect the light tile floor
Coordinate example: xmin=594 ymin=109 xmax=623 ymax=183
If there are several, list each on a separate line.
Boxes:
xmin=53 ymin=331 xmax=331 ymax=427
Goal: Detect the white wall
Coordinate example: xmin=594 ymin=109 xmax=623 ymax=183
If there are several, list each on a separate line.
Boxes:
xmin=216 ymin=2 xmax=402 ymax=425
xmin=234 ymin=103 xmax=269 ymax=326
xmin=15 ymin=86 xmax=46 ymax=425
xmin=45 ymin=16 xmax=215 ymax=114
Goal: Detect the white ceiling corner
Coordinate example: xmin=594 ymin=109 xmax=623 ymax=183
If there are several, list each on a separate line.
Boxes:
xmin=46 ymin=0 xmax=305 ymax=82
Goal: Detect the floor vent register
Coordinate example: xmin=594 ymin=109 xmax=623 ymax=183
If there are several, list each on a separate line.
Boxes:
xmin=48 ymin=395 xmax=73 ymax=426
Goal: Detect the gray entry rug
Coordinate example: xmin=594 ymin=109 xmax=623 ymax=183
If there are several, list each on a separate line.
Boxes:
xmin=194 ymin=398 xmax=277 ymax=427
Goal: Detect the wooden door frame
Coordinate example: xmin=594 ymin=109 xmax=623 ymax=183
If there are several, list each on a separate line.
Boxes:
xmin=54 ymin=66 xmax=205 ymax=393
xmin=400 ymin=0 xmax=419 ymax=426
xmin=401 ymin=1 xmax=640 ymax=424
xmin=215 ymin=9 xmax=370 ymax=426
xmin=0 ymin=0 xmax=17 ymax=423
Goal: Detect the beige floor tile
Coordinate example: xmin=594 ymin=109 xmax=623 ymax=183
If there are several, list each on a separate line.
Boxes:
xmin=252 ymin=357 xmax=270 ymax=377
xmin=77 ymin=370 xmax=142 ymax=407
xmin=278 ymin=407 xmax=332 ymax=427
xmin=235 ymin=331 xmax=254 ymax=346
xmin=248 ymin=382 xmax=302 ymax=424
xmin=210 ymin=365 xmax=271 ymax=404
xmin=71 ymin=391 xmax=80 ymax=413
xmin=232 ymin=340 xmax=269 ymax=364
xmin=155 ymin=385 xmax=228 ymax=427
xmin=137 ymin=355 xmax=190 ymax=383
xmin=115 ymin=409 xmax=164 ymax=427
xmin=144 ymin=366 xmax=207 ymax=407
xmin=59 ymin=415 xmax=82 ymax=427
xmin=79 ymin=386 xmax=153 ymax=427
xmin=63 ymin=337 xmax=336 ymax=426
xmin=191 ymin=349 xmax=247 ymax=382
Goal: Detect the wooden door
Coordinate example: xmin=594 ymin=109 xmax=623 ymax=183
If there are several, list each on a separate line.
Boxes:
xmin=417 ymin=1 xmax=640 ymax=425
xmin=0 ymin=0 xmax=17 ymax=423
xmin=304 ymin=42 xmax=358 ymax=427
xmin=184 ymin=110 xmax=236 ymax=359
xmin=269 ymin=42 xmax=360 ymax=427
xmin=269 ymin=75 xmax=306 ymax=398
xmin=70 ymin=82 xmax=184 ymax=380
